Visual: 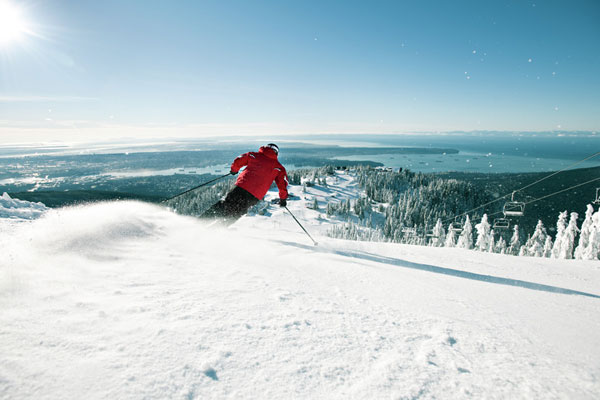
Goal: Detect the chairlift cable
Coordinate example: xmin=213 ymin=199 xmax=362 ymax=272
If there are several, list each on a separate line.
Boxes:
xmin=512 ymin=150 xmax=600 ymax=194
xmin=441 ymin=194 xmax=509 ymax=224
xmin=519 ymin=176 xmax=600 ymax=208
xmin=441 ymin=150 xmax=600 ymax=224
xmin=484 ymin=176 xmax=600 ymax=219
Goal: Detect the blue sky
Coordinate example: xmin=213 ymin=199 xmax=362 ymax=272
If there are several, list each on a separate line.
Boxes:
xmin=1 ymin=0 xmax=599 ymax=142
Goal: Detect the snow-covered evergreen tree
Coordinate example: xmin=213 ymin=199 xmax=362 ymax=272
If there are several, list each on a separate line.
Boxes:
xmin=508 ymin=225 xmax=521 ymax=256
xmin=574 ymin=204 xmax=594 ymax=259
xmin=495 ymin=236 xmax=507 ymax=254
xmin=528 ymin=220 xmax=548 ymax=258
xmin=444 ymin=227 xmax=457 ymax=248
xmin=558 ymin=212 xmax=579 ymax=259
xmin=312 ymin=197 xmax=319 ymax=210
xmin=583 ymin=210 xmax=600 ymax=260
xmin=488 ymin=229 xmax=496 ymax=253
xmin=475 ymin=214 xmax=492 ymax=251
xmin=543 ymin=236 xmax=553 ymax=258
xmin=326 ymin=201 xmax=335 ymax=217
xmin=430 ymin=218 xmax=446 ymax=247
xmin=551 ymin=211 xmax=568 ymax=258
xmin=457 ymin=215 xmax=473 ymax=250
xmin=519 ymin=244 xmax=528 ymax=257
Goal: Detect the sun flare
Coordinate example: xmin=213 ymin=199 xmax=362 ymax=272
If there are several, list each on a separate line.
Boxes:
xmin=0 ymin=0 xmax=29 ymax=45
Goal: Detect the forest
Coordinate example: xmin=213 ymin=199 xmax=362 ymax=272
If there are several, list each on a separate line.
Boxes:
xmin=163 ymin=165 xmax=600 ymax=260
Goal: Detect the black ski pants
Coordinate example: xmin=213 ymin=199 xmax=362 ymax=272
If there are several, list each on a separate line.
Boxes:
xmin=200 ymin=185 xmax=259 ymax=224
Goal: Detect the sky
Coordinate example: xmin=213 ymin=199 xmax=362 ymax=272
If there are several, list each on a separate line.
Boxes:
xmin=0 ymin=0 xmax=599 ymax=143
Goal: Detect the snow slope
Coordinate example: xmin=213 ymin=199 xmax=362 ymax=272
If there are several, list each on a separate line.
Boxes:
xmin=0 ymin=192 xmax=48 ymax=220
xmin=1 ymin=180 xmax=599 ymax=399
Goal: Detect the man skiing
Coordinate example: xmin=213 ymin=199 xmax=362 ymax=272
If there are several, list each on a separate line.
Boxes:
xmin=200 ymin=143 xmax=288 ymax=224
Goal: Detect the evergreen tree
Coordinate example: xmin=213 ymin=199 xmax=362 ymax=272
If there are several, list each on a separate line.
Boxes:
xmin=457 ymin=215 xmax=473 ymax=250
xmin=326 ymin=201 xmax=336 ymax=217
xmin=519 ymin=244 xmax=528 ymax=257
xmin=551 ymin=211 xmax=568 ymax=258
xmin=431 ymin=218 xmax=446 ymax=247
xmin=475 ymin=214 xmax=492 ymax=251
xmin=558 ymin=212 xmax=579 ymax=259
xmin=583 ymin=210 xmax=600 ymax=260
xmin=543 ymin=236 xmax=553 ymax=258
xmin=488 ymin=229 xmax=496 ymax=253
xmin=495 ymin=236 xmax=507 ymax=254
xmin=508 ymin=225 xmax=521 ymax=256
xmin=444 ymin=226 xmax=457 ymax=248
xmin=574 ymin=204 xmax=594 ymax=259
xmin=528 ymin=220 xmax=548 ymax=258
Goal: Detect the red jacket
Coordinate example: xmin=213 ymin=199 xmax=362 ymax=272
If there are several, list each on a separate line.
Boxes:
xmin=231 ymin=146 xmax=289 ymax=200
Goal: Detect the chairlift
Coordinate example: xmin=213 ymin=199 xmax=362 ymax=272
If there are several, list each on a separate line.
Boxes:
xmin=594 ymin=188 xmax=600 ymax=205
xmin=449 ymin=219 xmax=463 ymax=233
xmin=493 ymin=217 xmax=510 ymax=230
xmin=503 ymin=191 xmax=525 ymax=217
xmin=402 ymin=227 xmax=417 ymax=236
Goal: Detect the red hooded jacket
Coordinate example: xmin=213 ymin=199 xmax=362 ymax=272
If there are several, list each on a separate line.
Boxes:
xmin=231 ymin=146 xmax=288 ymax=200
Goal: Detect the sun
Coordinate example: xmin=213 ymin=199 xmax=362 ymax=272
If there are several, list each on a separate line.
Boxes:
xmin=0 ymin=0 xmax=29 ymax=45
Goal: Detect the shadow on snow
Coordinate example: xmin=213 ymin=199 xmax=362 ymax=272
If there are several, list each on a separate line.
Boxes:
xmin=275 ymin=240 xmax=600 ymax=299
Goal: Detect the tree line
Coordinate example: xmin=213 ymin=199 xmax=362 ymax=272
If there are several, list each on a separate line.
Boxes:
xmin=164 ymin=165 xmax=600 ymax=260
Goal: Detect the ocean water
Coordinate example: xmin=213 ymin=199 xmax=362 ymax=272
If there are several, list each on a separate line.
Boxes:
xmin=334 ymin=152 xmax=599 ymax=174
xmin=322 ymin=134 xmax=600 ymax=173
xmin=1 ymin=134 xmax=598 ymax=176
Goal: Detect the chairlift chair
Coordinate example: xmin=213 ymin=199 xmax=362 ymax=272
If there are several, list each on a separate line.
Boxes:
xmin=402 ymin=227 xmax=417 ymax=236
xmin=449 ymin=219 xmax=463 ymax=233
xmin=493 ymin=217 xmax=510 ymax=230
xmin=594 ymin=188 xmax=600 ymax=205
xmin=503 ymin=191 xmax=525 ymax=217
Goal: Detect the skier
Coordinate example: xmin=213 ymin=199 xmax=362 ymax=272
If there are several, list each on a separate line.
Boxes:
xmin=200 ymin=143 xmax=288 ymax=224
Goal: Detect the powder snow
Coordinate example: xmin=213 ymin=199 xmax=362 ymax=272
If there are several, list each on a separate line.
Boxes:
xmin=1 ymin=178 xmax=599 ymax=399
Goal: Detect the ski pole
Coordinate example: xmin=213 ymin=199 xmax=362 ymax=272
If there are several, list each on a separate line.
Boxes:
xmin=285 ymin=206 xmax=318 ymax=246
xmin=162 ymin=172 xmax=233 ymax=203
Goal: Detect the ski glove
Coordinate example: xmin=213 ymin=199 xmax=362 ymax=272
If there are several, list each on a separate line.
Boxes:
xmin=279 ymin=198 xmax=287 ymax=208
xmin=230 ymin=170 xmax=238 ymax=175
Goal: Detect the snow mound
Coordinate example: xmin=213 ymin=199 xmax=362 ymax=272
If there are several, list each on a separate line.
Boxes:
xmin=32 ymin=201 xmax=165 ymax=258
xmin=0 ymin=192 xmax=48 ymax=220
